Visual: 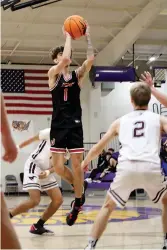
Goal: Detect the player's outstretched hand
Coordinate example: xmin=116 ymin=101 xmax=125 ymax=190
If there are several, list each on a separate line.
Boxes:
xmin=81 ymin=161 xmax=89 ymax=172
xmin=39 ymin=170 xmax=50 ymax=179
xmin=2 ymin=134 xmax=18 ymax=163
xmin=140 ymin=71 xmax=154 ymax=87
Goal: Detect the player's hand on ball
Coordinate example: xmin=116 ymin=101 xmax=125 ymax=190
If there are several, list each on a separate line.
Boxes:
xmin=85 ymin=21 xmax=90 ymax=36
xmin=62 ymin=26 xmax=71 ymax=38
xmin=81 ymin=161 xmax=89 ymax=172
xmin=39 ymin=170 xmax=50 ymax=179
xmin=140 ymin=71 xmax=154 ymax=87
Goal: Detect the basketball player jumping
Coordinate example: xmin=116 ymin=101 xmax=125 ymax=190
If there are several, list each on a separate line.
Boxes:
xmin=48 ymin=22 xmax=94 ymax=226
xmin=9 ymin=128 xmax=63 ymax=235
xmin=141 ymin=71 xmax=167 ymax=107
xmin=81 ymin=82 xmax=167 ymax=249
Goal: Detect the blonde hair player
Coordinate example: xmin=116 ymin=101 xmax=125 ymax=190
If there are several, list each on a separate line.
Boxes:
xmin=81 ymin=82 xmax=167 ymax=250
xmin=1 ymin=94 xmax=21 ymax=249
xmin=9 ymin=128 xmax=66 ymax=235
xmin=48 ymin=21 xmax=94 ymax=226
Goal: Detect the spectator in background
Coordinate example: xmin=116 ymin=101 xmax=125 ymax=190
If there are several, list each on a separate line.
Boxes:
xmin=85 ymin=148 xmax=119 ymax=183
xmin=160 ymin=137 xmax=167 ymax=177
xmin=161 ymin=137 xmax=167 ymax=163
xmin=85 ymin=150 xmax=108 ymax=183
xmin=97 ymin=150 xmax=119 ymax=182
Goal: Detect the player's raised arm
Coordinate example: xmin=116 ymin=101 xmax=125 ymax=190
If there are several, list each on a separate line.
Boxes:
xmin=140 ymin=71 xmax=167 ymax=107
xmin=81 ymin=119 xmax=119 ymax=171
xmin=48 ymin=32 xmax=72 ymax=88
xmin=76 ymin=22 xmax=94 ymax=86
xmin=1 ymin=94 xmax=18 ymax=163
xmin=18 ymin=128 xmax=50 ymax=149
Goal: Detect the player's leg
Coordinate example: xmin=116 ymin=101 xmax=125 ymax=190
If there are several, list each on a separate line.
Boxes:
xmin=10 ymin=162 xmax=41 ymax=217
xmin=144 ymin=163 xmax=167 ymax=249
xmin=50 ymin=128 xmax=74 ymax=186
xmin=9 ymin=189 xmax=41 ymax=217
xmin=41 ymin=187 xmax=63 ymax=222
xmin=1 ymin=192 xmax=21 ymax=249
xmin=30 ymin=175 xmax=62 ymax=235
xmin=85 ymin=162 xmax=135 ymax=249
xmin=66 ymin=127 xmax=86 ymax=226
xmin=51 ymin=152 xmax=74 ymax=185
xmin=85 ymin=194 xmax=116 ymax=250
xmin=71 ymin=152 xmax=84 ymax=200
xmin=66 ymin=153 xmax=84 ymax=226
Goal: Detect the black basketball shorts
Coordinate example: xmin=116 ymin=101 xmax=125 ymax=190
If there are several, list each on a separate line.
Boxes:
xmin=50 ymin=127 xmax=84 ymax=154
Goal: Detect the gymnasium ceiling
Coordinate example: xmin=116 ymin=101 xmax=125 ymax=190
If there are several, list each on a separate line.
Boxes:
xmin=1 ymin=0 xmax=167 ymax=66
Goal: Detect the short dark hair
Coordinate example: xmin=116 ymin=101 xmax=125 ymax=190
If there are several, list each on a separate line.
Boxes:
xmin=130 ymin=82 xmax=151 ymax=107
xmin=108 ymin=148 xmax=114 ymax=152
xmin=50 ymin=46 xmax=72 ymax=61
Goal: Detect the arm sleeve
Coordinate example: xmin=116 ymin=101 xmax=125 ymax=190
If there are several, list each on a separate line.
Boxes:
xmin=38 ymin=128 xmax=50 ymax=140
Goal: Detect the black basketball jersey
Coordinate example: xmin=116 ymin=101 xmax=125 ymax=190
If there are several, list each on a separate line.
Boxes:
xmin=50 ymin=70 xmax=82 ymax=128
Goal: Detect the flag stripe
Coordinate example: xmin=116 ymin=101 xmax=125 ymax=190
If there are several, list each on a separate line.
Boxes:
xmin=26 ymin=90 xmax=50 ymax=95
xmin=5 ymin=103 xmax=52 ymax=108
xmin=7 ymin=106 xmax=52 ymax=111
xmin=24 ymin=69 xmax=48 ymax=74
xmin=7 ymin=110 xmax=52 ymax=115
xmin=25 ymin=76 xmax=48 ymax=81
xmin=25 ymin=83 xmax=48 ymax=88
xmin=4 ymin=96 xmax=52 ymax=101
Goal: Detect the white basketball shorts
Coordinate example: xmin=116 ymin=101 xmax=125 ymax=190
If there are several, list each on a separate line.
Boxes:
xmin=108 ymin=161 xmax=167 ymax=208
xmin=23 ymin=159 xmax=58 ymax=191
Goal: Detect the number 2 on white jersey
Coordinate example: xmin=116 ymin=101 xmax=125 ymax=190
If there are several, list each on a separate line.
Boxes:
xmin=133 ymin=121 xmax=145 ymax=137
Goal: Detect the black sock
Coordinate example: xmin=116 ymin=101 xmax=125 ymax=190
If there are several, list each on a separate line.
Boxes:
xmin=9 ymin=212 xmax=13 ymax=218
xmin=35 ymin=218 xmax=45 ymax=228
xmin=75 ymin=197 xmax=81 ymax=207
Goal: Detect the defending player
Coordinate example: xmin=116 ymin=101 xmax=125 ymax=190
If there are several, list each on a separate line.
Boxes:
xmin=9 ymin=128 xmax=63 ymax=235
xmin=48 ymin=22 xmax=94 ymax=226
xmin=81 ymin=82 xmax=167 ymax=249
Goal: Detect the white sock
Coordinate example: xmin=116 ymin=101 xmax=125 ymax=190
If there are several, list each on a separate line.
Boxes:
xmin=88 ymin=237 xmax=98 ymax=247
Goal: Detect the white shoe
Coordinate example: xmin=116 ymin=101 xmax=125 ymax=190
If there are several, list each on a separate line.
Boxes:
xmin=84 ymin=244 xmax=95 ymax=250
xmin=163 ymin=239 xmax=167 ymax=249
xmin=85 ymin=178 xmax=92 ymax=183
xmin=84 ymin=239 xmax=97 ymax=249
xmin=96 ymin=180 xmax=101 ymax=183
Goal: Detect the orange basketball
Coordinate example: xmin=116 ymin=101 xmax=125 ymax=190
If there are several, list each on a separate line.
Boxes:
xmin=64 ymin=15 xmax=87 ymax=39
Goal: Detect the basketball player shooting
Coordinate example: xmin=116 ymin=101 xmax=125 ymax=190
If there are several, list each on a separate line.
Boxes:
xmin=9 ymin=128 xmax=63 ymax=235
xmin=81 ymin=82 xmax=167 ymax=250
xmin=48 ymin=21 xmax=94 ymax=226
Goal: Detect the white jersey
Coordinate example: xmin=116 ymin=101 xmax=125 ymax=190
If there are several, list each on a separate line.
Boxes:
xmin=28 ymin=128 xmax=51 ymax=170
xmin=118 ymin=110 xmax=161 ymax=164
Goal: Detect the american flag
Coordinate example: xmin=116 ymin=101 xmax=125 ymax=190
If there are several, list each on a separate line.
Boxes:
xmin=1 ymin=69 xmax=52 ymax=115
